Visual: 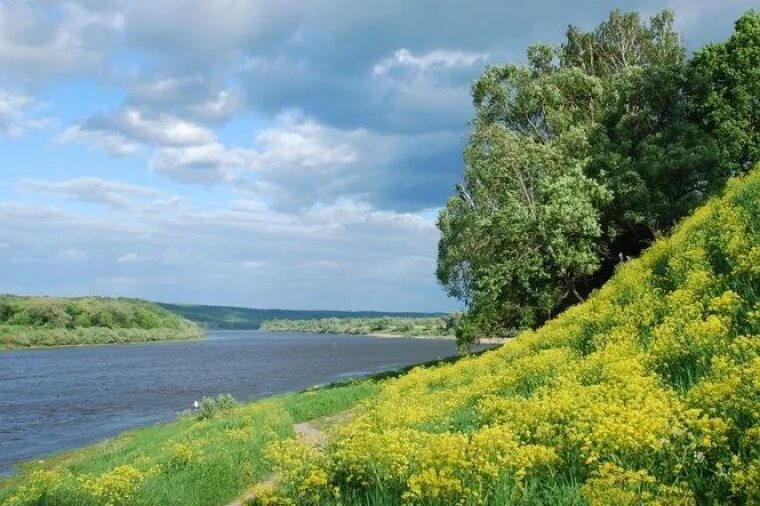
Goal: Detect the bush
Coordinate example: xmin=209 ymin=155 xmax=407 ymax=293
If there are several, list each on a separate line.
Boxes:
xmin=197 ymin=394 xmax=238 ymax=420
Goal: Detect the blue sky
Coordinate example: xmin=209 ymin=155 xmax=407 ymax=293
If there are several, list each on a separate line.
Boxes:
xmin=0 ymin=0 xmax=754 ymax=312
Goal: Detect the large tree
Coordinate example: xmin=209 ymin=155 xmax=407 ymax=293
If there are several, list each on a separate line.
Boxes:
xmin=438 ymin=10 xmax=700 ymax=343
xmin=687 ymin=11 xmax=760 ymax=178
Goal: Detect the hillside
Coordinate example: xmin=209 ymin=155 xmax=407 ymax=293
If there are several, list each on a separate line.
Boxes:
xmin=0 ymin=296 xmax=202 ymax=349
xmin=157 ymin=302 xmax=443 ymax=330
xmin=255 ymin=167 xmax=760 ymax=504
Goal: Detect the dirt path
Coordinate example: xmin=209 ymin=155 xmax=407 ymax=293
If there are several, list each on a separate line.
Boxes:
xmin=225 ymin=410 xmax=355 ymax=506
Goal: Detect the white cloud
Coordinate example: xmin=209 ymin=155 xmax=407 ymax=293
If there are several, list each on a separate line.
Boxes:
xmin=253 ymin=112 xmax=360 ymax=171
xmin=149 ymin=142 xmax=254 ymax=183
xmin=58 ymin=125 xmax=141 ymax=156
xmin=61 ymin=107 xmax=215 ymax=152
xmin=186 ymin=89 xmax=243 ymax=122
xmin=0 ymin=88 xmax=52 ymax=138
xmin=126 ymin=74 xmax=244 ymax=123
xmin=117 ymin=253 xmax=144 ymax=263
xmin=115 ymin=108 xmax=215 ymax=146
xmin=0 ymin=1 xmax=121 ymax=80
xmin=373 ymin=48 xmax=490 ymax=75
xmin=18 ymin=177 xmax=177 ymax=211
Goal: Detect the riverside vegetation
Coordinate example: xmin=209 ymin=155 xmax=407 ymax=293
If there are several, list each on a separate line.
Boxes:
xmin=0 ymin=379 xmax=381 ymax=506
xmin=0 ymin=296 xmax=202 ymax=349
xmin=260 ymin=316 xmax=458 ymax=338
xmin=2 ymin=7 xmax=760 ymax=506
xmin=4 ymin=163 xmax=760 ymax=505
xmin=253 ymin=163 xmax=760 ymax=504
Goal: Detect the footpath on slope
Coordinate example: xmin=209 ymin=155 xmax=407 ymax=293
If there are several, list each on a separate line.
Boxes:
xmin=226 ymin=409 xmax=357 ymax=506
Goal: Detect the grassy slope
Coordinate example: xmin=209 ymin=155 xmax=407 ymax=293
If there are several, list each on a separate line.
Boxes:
xmin=260 ymin=316 xmax=456 ymax=337
xmin=0 ymin=296 xmax=202 ymax=349
xmin=158 ymin=303 xmax=443 ymax=330
xmin=256 ymin=168 xmax=760 ymax=505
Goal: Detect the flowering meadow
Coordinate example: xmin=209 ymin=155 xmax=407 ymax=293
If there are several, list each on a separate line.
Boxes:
xmin=257 ymin=167 xmax=760 ymax=505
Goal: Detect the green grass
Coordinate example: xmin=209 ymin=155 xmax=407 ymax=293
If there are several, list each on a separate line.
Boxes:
xmin=0 ymin=380 xmax=380 ymax=506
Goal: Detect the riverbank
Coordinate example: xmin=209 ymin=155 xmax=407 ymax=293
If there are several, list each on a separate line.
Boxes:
xmin=0 ymin=296 xmax=203 ymax=350
xmin=366 ymin=331 xmax=453 ymax=339
xmin=0 ymin=378 xmax=379 ymax=506
xmin=0 ymin=349 xmax=477 ymax=506
xmin=0 ymin=324 xmax=204 ymax=350
xmin=0 ymin=331 xmax=460 ymax=482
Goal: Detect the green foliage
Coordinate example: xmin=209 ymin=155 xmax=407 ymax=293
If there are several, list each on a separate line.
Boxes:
xmin=687 ymin=11 xmax=760 ymax=176
xmin=439 ymin=9 xmax=760 ymax=343
xmin=196 ymin=394 xmax=238 ymax=420
xmin=260 ymin=315 xmax=457 ymax=337
xmin=0 ymin=296 xmax=202 ymax=349
xmin=263 ymin=166 xmax=760 ymax=505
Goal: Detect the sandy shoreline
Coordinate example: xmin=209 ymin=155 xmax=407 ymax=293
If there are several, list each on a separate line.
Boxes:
xmin=365 ymin=332 xmax=455 ymax=340
xmin=366 ymin=332 xmax=513 ymax=345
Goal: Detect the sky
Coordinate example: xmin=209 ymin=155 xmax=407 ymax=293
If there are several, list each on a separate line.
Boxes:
xmin=0 ymin=0 xmax=754 ymax=312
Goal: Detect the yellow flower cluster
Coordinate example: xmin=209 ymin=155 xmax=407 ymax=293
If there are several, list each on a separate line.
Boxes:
xmin=262 ymin=438 xmax=334 ymax=505
xmin=582 ymin=463 xmax=694 ymax=506
xmin=83 ymin=465 xmax=154 ymax=505
xmin=262 ymin=168 xmax=760 ymax=504
xmin=4 ymin=470 xmax=68 ymax=506
xmin=166 ymin=440 xmax=204 ymax=470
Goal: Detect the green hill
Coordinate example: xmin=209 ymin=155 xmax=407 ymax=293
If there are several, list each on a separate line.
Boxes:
xmin=257 ymin=167 xmax=760 ymax=504
xmin=0 ymin=296 xmax=202 ymax=349
xmin=157 ymin=302 xmax=444 ymax=330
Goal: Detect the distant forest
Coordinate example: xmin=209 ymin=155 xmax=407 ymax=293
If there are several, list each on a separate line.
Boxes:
xmin=0 ymin=295 xmax=201 ymax=348
xmin=157 ymin=303 xmax=445 ymax=330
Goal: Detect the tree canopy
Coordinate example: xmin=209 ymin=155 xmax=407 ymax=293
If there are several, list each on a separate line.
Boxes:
xmin=438 ymin=10 xmax=760 ymax=344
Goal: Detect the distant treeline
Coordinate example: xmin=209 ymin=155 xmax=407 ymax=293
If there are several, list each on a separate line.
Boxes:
xmin=260 ymin=315 xmax=458 ymax=337
xmin=0 ymin=295 xmax=202 ymax=348
xmin=158 ymin=302 xmax=445 ymax=330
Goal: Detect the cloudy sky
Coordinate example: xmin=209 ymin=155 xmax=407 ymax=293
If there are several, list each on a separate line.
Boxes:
xmin=0 ymin=0 xmax=753 ymax=311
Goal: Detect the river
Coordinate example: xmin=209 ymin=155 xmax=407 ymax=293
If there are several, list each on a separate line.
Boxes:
xmin=0 ymin=330 xmax=459 ymax=475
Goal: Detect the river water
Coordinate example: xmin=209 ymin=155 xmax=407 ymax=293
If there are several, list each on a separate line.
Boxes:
xmin=0 ymin=330 xmax=459 ymax=475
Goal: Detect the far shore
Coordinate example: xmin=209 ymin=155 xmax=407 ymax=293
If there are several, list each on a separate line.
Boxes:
xmin=0 ymin=334 xmax=204 ymax=352
xmin=365 ymin=332 xmax=454 ymax=340
xmin=269 ymin=329 xmax=513 ymax=346
xmin=366 ymin=332 xmax=512 ymax=345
